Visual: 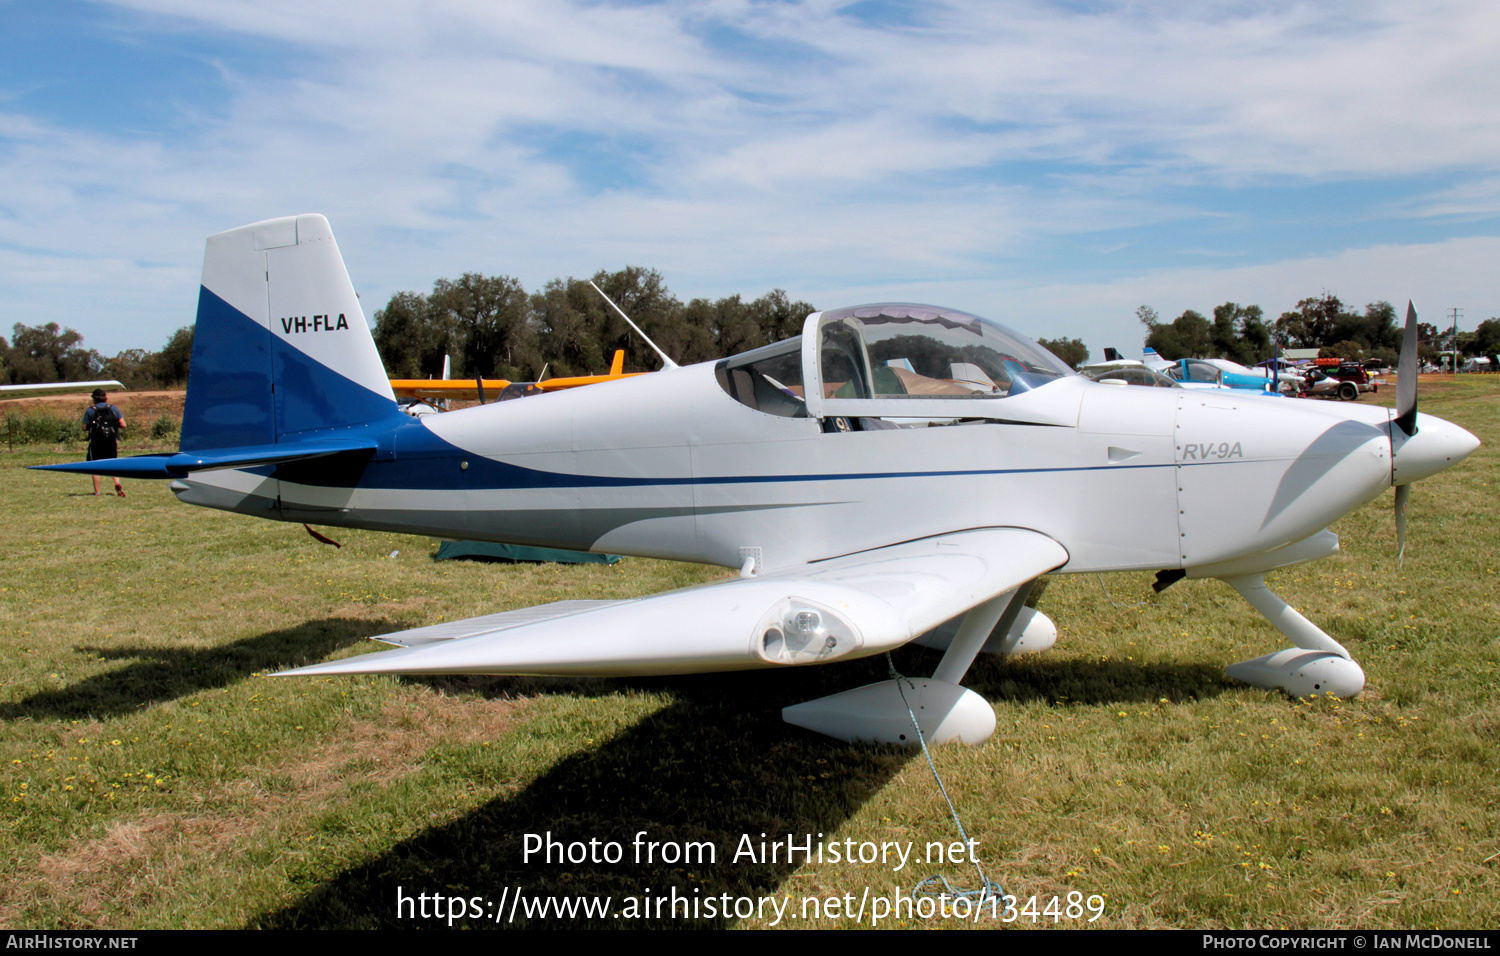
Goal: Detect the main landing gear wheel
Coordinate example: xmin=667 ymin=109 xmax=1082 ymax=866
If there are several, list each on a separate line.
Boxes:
xmin=783 ymin=583 xmax=1041 ymax=745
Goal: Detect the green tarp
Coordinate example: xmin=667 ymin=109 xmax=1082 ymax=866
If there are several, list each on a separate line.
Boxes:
xmin=434 ymin=541 xmax=620 ymax=565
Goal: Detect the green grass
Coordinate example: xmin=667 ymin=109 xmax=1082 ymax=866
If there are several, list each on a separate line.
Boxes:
xmin=1 ymin=381 xmax=1496 ymax=929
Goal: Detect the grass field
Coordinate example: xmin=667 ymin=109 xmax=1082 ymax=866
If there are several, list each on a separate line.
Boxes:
xmin=1 ymin=380 xmax=1496 ymax=930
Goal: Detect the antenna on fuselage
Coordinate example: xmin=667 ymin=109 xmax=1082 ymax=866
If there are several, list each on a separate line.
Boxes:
xmin=588 ymin=280 xmax=679 ymax=370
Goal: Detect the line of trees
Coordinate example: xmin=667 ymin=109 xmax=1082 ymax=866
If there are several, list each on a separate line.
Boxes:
xmin=1139 ymin=293 xmax=1500 ymax=366
xmin=373 ymin=267 xmax=815 ymax=381
xmin=1137 ymin=302 xmax=1276 ymax=365
xmin=9 ymin=285 xmax=1497 ymax=390
xmin=0 ymin=264 xmax=813 ymax=394
xmin=1139 ymin=294 xmax=1416 ymax=365
xmin=0 ymin=323 xmax=194 ymax=389
xmin=1272 ymin=294 xmax=1404 ymax=362
xmin=998 ymin=293 xmax=1500 ymax=372
xmin=1441 ymin=318 xmax=1500 ymax=363
xmin=1035 ymin=336 xmax=1089 ymax=369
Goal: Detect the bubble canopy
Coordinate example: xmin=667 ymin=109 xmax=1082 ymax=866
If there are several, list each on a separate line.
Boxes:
xmin=815 ymin=303 xmax=1073 ymax=400
xmin=714 ymin=302 xmax=1075 ymax=419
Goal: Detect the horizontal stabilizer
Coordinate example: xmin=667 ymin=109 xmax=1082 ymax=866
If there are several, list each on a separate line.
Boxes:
xmin=31 ymin=439 xmax=377 ymax=479
xmin=277 ymin=527 xmax=1068 ymax=679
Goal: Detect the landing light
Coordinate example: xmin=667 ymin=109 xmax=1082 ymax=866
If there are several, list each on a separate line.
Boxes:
xmin=755 ymin=599 xmax=862 ymax=665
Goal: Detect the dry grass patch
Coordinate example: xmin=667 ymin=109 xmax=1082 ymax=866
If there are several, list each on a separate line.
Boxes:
xmin=6 ymin=683 xmax=532 ymax=928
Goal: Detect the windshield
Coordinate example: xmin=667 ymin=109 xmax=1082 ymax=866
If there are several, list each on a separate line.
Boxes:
xmin=1166 ymin=359 xmax=1224 ymax=385
xmin=1082 ymin=366 xmax=1180 ymax=388
xmin=816 ymin=304 xmax=1072 ymax=399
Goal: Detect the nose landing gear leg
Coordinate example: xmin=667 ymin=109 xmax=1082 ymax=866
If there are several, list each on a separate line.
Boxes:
xmin=1221 ymin=573 xmax=1365 ymax=698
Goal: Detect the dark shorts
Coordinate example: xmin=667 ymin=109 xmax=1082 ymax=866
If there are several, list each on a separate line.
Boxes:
xmin=87 ymin=441 xmax=119 ymax=462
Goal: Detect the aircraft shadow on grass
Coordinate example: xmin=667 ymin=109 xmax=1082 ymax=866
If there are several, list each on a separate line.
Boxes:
xmin=0 ymin=618 xmax=381 ymax=722
xmin=964 ymin=654 xmax=1235 ymax=707
xmin=250 ymin=648 xmax=1233 ymax=929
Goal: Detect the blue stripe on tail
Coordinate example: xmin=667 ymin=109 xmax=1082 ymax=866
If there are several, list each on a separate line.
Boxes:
xmin=182 ymin=286 xmax=273 ymax=451
xmin=272 ymin=321 xmax=403 ymax=441
xmin=182 ymin=286 xmax=402 ymax=452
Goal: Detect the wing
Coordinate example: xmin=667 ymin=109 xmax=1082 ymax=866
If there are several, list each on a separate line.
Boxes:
xmin=387 ymin=367 xmax=643 ymax=402
xmin=278 ymin=528 xmax=1067 ymax=679
xmin=0 ymin=380 xmax=124 ymax=401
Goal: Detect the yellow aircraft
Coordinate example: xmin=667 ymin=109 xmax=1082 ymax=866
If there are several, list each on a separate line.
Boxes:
xmin=388 ymin=350 xmax=640 ymax=409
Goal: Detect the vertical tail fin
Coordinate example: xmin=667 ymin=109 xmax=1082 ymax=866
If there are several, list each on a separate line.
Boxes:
xmin=182 ymin=214 xmax=398 ymax=452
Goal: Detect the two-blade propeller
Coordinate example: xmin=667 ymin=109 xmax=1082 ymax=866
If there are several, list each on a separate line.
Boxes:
xmin=1393 ymin=302 xmax=1420 ymax=565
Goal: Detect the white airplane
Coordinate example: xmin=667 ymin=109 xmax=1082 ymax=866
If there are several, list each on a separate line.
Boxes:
xmin=36 ymin=215 xmax=1480 ymax=745
xmin=1199 ymin=357 xmax=1306 ymax=390
xmin=1142 ymin=349 xmax=1302 ymax=394
xmin=1077 ymin=349 xmax=1177 ymax=388
xmin=0 ymin=380 xmax=125 ymax=401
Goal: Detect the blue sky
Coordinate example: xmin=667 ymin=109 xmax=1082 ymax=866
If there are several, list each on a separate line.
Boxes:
xmin=3 ymin=0 xmax=1499 ymax=358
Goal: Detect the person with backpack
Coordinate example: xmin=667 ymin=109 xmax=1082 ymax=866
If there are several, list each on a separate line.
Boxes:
xmin=83 ymin=388 xmax=126 ymax=497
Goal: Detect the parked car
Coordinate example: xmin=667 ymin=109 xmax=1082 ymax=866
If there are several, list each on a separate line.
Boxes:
xmin=1303 ymin=363 xmax=1376 ymax=401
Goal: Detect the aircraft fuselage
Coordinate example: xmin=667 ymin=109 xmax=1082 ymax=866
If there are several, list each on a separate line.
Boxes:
xmin=173 ymin=363 xmax=1405 ymax=579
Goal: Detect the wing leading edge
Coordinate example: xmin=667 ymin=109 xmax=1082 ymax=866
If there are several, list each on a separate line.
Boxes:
xmin=277 ymin=528 xmax=1068 ymax=679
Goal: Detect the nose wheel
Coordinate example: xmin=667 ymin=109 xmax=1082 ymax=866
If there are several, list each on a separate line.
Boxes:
xmin=1221 ymin=572 xmax=1365 ymax=698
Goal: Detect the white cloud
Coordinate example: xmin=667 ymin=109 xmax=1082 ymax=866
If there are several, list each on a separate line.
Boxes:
xmin=971 ymin=235 xmax=1500 ymax=355
xmin=2 ymin=1 xmax=1499 ymax=354
xmin=1399 ymin=177 xmax=1500 ymax=221
xmin=94 ymin=0 xmax=1500 ymax=183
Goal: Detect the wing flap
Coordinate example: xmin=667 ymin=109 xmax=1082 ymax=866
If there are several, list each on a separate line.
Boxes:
xmin=278 ymin=528 xmax=1068 ymax=679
